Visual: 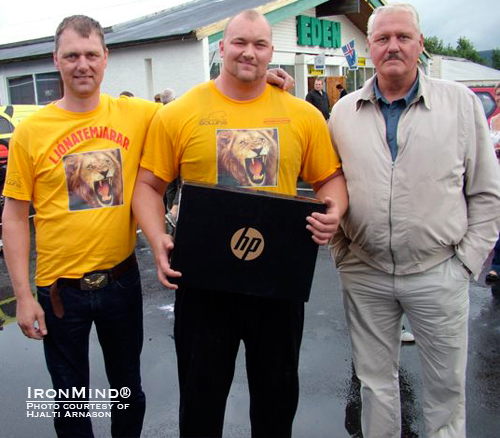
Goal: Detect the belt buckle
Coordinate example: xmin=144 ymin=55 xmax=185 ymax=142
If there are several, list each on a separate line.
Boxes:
xmin=81 ymin=273 xmax=109 ymax=290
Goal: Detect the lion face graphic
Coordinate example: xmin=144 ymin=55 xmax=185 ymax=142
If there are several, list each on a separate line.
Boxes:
xmin=64 ymin=149 xmax=124 ymax=210
xmin=217 ymin=129 xmax=278 ymax=187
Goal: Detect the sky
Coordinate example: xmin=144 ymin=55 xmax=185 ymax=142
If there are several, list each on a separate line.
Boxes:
xmin=0 ymin=0 xmax=498 ymax=50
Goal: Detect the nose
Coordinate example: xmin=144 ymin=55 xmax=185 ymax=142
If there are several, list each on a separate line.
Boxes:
xmin=387 ymin=36 xmax=399 ymax=52
xmin=76 ymin=55 xmax=89 ymax=70
xmin=242 ymin=44 xmax=256 ymax=59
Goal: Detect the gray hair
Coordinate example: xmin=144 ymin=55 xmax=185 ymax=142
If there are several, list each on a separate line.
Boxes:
xmin=160 ymin=88 xmax=176 ymax=105
xmin=367 ymin=2 xmax=421 ymax=39
xmin=55 ymin=15 xmax=106 ymax=52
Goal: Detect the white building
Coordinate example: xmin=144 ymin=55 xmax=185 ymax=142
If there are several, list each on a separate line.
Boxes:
xmin=0 ymin=0 xmax=429 ymax=106
xmin=429 ymin=54 xmax=500 ymax=87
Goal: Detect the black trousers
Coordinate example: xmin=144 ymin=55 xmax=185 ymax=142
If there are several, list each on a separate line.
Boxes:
xmin=174 ymin=287 xmax=305 ymax=438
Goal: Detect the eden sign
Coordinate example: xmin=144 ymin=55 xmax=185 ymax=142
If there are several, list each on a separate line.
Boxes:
xmin=296 ymin=15 xmax=341 ymax=49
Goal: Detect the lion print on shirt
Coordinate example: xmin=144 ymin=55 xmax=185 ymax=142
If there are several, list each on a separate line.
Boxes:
xmin=216 ymin=129 xmax=279 ymax=187
xmin=63 ymin=149 xmax=124 ymax=211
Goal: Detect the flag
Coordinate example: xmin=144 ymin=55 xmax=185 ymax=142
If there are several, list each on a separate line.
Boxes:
xmin=341 ymin=39 xmax=358 ymax=70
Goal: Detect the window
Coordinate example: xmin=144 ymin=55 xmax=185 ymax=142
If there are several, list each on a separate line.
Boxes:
xmin=210 ymin=63 xmax=221 ymax=80
xmin=8 ymin=76 xmax=35 ymax=104
xmin=8 ymin=72 xmax=63 ymax=105
xmin=473 ymin=91 xmax=496 ymax=119
xmin=344 ymin=67 xmax=375 ymax=92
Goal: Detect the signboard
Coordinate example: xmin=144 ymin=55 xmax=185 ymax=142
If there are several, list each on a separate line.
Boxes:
xmin=308 ymin=66 xmax=324 ymax=76
xmin=314 ymin=54 xmax=325 ymax=71
xmin=297 ymin=15 xmax=341 ymax=49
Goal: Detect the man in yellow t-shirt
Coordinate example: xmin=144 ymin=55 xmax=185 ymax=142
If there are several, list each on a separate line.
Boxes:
xmin=2 ymin=16 xmax=160 ymax=437
xmin=133 ymin=10 xmax=348 ymax=438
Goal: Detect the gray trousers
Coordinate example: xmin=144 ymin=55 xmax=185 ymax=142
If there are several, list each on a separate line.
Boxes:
xmin=337 ymin=252 xmax=470 ymax=438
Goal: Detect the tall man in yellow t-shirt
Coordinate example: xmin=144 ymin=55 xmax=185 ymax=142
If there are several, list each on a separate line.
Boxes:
xmin=2 ymin=16 xmax=160 ymax=438
xmin=132 ymin=9 xmax=348 ymax=437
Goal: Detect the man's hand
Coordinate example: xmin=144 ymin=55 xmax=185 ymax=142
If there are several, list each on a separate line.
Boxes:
xmin=306 ymin=197 xmax=340 ymax=245
xmin=16 ymin=295 xmax=47 ymax=340
xmin=152 ymin=233 xmax=182 ymax=289
xmin=266 ymin=68 xmax=295 ymax=91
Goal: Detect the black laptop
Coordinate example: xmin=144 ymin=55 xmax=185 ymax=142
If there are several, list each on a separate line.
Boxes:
xmin=169 ymin=182 xmax=326 ymax=301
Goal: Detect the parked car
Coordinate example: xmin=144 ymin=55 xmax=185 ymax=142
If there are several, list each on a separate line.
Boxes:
xmin=469 ymin=86 xmax=499 ymax=124
xmin=0 ymin=104 xmax=43 ymax=253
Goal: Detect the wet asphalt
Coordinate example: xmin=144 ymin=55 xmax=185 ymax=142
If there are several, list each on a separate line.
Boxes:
xmin=0 ymin=226 xmax=499 ymax=437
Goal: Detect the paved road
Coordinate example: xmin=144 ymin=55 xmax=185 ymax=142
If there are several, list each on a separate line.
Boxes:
xmin=1 ymin=232 xmax=499 ymax=437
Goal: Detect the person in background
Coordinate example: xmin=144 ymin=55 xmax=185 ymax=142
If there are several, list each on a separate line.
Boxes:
xmin=329 ymin=3 xmax=500 ymax=438
xmin=336 ymin=83 xmax=347 ymax=99
xmin=159 ymin=88 xmax=176 ymax=105
xmin=154 ymin=93 xmax=161 ymax=103
xmin=305 ymin=77 xmax=330 ymax=120
xmin=486 ymin=83 xmax=500 ymax=281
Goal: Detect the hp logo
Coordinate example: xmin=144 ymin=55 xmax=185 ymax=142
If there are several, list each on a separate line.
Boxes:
xmin=231 ymin=227 xmax=265 ymax=261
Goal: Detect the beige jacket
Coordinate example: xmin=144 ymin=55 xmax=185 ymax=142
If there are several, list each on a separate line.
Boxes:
xmin=329 ymin=73 xmax=500 ymax=277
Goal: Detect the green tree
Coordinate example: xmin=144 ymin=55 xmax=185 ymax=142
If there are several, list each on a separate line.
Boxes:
xmin=424 ymin=36 xmax=444 ymax=54
xmin=424 ymin=35 xmax=487 ymax=65
xmin=455 ymin=37 xmax=485 ymax=64
xmin=492 ymin=49 xmax=500 ymax=70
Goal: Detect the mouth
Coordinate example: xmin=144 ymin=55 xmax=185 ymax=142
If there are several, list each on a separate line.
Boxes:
xmin=238 ymin=60 xmax=257 ymax=68
xmin=245 ymin=155 xmax=267 ymax=185
xmin=384 ymin=56 xmax=403 ymax=63
xmin=94 ymin=177 xmax=114 ymax=205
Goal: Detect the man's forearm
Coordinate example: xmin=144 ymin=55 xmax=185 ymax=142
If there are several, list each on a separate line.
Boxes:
xmin=315 ymin=174 xmax=348 ymax=217
xmin=132 ymin=179 xmax=168 ymax=246
xmin=3 ymin=200 xmax=32 ymax=299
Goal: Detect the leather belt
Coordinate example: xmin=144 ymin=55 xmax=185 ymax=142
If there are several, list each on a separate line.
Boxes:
xmin=49 ymin=253 xmax=137 ymax=318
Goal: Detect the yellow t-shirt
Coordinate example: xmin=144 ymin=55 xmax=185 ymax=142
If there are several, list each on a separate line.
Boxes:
xmin=3 ymin=95 xmax=160 ymax=286
xmin=141 ymin=81 xmax=341 ymax=196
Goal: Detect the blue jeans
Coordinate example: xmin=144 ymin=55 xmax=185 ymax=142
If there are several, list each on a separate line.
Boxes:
xmin=37 ymin=265 xmax=145 ymax=438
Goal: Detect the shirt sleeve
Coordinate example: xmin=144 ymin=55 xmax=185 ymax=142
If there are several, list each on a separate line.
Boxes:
xmin=300 ymin=108 xmax=341 ymax=184
xmin=2 ymin=130 xmax=34 ymax=201
xmin=456 ymin=91 xmax=500 ymax=277
xmin=140 ymin=107 xmax=178 ymax=184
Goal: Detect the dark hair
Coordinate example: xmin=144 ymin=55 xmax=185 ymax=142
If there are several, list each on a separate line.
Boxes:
xmin=120 ymin=91 xmax=134 ymax=97
xmin=336 ymin=84 xmax=344 ymax=89
xmin=55 ymin=15 xmax=106 ymax=52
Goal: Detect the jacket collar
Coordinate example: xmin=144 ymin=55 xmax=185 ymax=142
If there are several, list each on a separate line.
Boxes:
xmin=356 ymin=71 xmax=431 ymax=111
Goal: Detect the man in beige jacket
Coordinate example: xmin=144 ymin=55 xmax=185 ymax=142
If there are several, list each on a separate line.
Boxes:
xmin=329 ymin=4 xmax=500 ymax=438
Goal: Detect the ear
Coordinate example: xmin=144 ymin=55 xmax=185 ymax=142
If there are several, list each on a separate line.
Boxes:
xmin=219 ymin=39 xmax=225 ymax=59
xmin=418 ymin=34 xmax=424 ymax=54
xmin=53 ymin=51 xmax=60 ymax=70
xmin=103 ymin=48 xmax=109 ymax=68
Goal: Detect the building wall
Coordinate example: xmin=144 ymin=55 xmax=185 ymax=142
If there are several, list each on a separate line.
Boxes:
xmin=102 ymin=38 xmax=210 ymax=100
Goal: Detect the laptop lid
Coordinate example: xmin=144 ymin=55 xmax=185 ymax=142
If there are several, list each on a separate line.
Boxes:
xmin=169 ymin=182 xmax=325 ymax=301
